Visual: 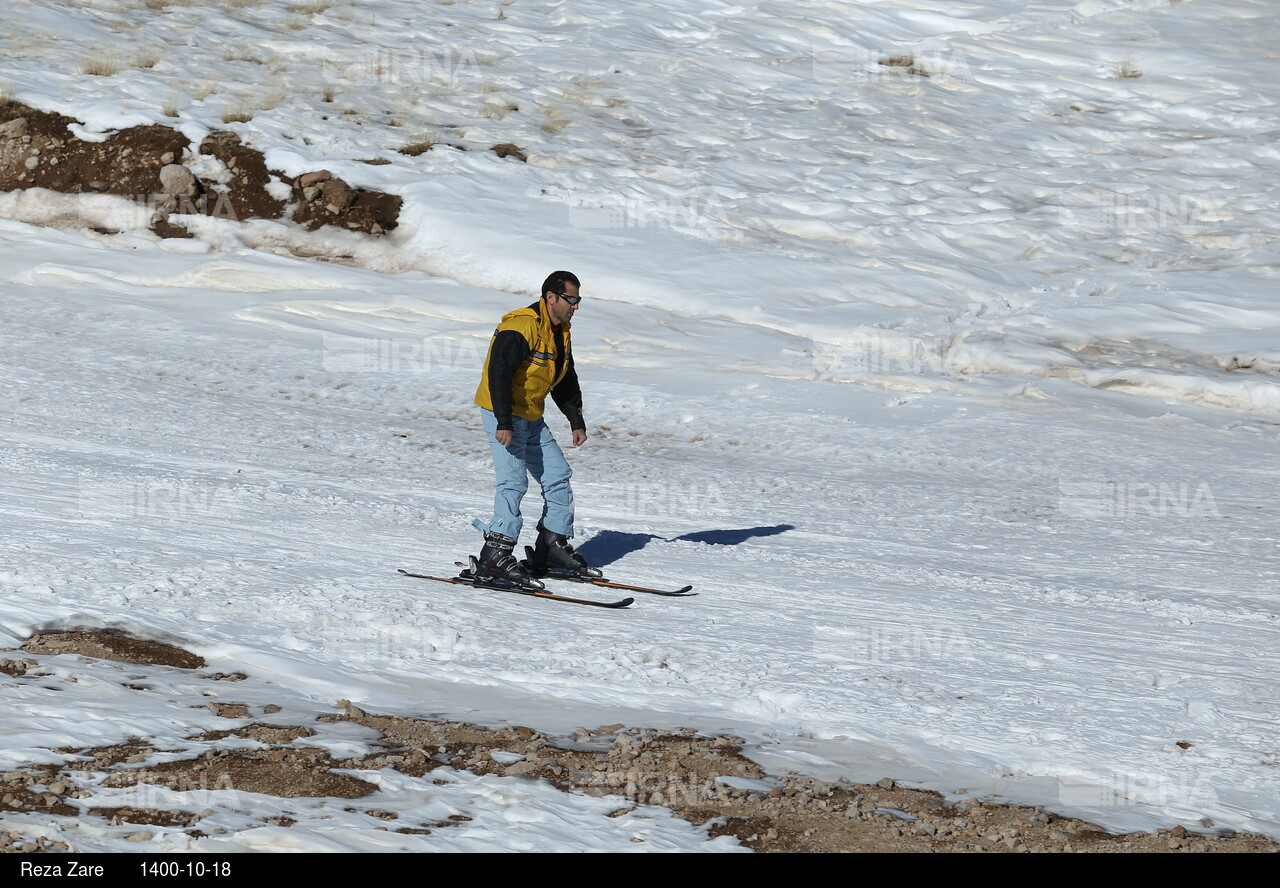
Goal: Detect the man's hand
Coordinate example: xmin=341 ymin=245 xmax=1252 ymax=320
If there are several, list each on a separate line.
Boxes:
xmin=572 ymin=428 xmax=588 ymax=447
xmin=495 ymin=429 xmax=513 ymax=447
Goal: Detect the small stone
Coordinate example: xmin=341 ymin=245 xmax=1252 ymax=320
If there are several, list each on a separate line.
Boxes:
xmin=159 ymin=151 xmax=175 ymax=165
xmin=47 ymin=782 xmax=67 ymax=796
xmin=126 ymin=831 xmax=152 ymax=842
xmin=320 ymin=179 xmax=354 ymax=213
xmin=489 ymin=143 xmax=527 ymax=162
xmin=23 ymin=156 xmax=37 ymax=170
xmin=0 ymin=117 xmax=28 ymax=138
xmin=159 ymin=163 xmax=198 ymax=197
xmin=877 ymin=778 xmax=895 ymax=789
xmin=298 ymin=170 xmax=332 ymax=188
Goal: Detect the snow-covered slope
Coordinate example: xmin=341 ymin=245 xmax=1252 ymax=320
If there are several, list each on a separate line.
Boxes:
xmin=1 ymin=0 xmax=1277 ymax=852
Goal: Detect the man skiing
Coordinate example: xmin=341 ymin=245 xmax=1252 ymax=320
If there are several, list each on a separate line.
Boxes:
xmin=471 ymin=271 xmax=600 ymax=587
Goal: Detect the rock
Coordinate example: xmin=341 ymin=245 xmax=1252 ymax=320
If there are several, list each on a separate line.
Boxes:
xmin=489 ymin=143 xmax=527 ymax=162
xmin=126 ymin=831 xmax=152 ymax=842
xmin=877 ymin=777 xmax=896 ymax=789
xmin=320 ymin=178 xmax=354 ymax=214
xmin=0 ymin=118 xmax=28 ymax=138
xmin=302 ymin=186 xmax=321 ymax=202
xmin=298 ymin=170 xmax=332 ymax=188
xmin=160 ymin=151 xmax=174 ymax=165
xmin=23 ymin=156 xmax=37 ymax=170
xmin=159 ymin=163 xmax=198 ymax=197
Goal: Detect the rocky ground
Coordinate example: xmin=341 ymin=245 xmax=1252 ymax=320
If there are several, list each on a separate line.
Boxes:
xmin=1 ymin=631 xmax=1276 ymax=854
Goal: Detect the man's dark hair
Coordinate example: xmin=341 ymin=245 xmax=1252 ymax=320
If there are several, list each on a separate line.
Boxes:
xmin=541 ymin=270 xmax=580 ymax=299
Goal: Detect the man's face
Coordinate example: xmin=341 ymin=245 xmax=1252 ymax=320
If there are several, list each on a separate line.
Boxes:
xmin=546 ymin=282 xmax=580 ymax=326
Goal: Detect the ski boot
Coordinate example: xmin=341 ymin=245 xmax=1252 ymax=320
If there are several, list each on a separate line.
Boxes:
xmin=471 ymin=532 xmax=543 ymax=589
xmin=526 ymin=524 xmax=602 ymax=579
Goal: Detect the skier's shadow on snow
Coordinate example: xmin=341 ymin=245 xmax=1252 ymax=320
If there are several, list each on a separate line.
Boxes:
xmin=576 ymin=525 xmax=795 ymax=569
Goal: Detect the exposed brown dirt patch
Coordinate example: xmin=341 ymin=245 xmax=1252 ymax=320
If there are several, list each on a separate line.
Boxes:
xmin=0 ymin=100 xmax=401 ymax=239
xmin=85 ymin=806 xmax=198 ymax=829
xmin=489 ymin=142 xmax=527 ymax=162
xmin=103 ymin=749 xmax=376 ymax=800
xmin=0 ymin=102 xmax=187 ymax=197
xmin=323 ymin=704 xmax=1279 ymax=853
xmin=204 ymin=702 xmax=251 ymax=719
xmin=21 ymin=630 xmax=205 ymax=670
xmin=0 ymin=657 xmax=36 ymax=677
xmin=198 ymin=130 xmax=287 ymax=222
xmin=3 ymin=691 xmax=1276 ymax=852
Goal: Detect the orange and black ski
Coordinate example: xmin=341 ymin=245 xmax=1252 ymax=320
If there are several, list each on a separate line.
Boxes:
xmin=399 ymin=568 xmax=634 ymax=609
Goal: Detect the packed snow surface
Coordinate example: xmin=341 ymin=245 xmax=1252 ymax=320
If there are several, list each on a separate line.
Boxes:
xmin=0 ymin=0 xmax=1277 ymax=852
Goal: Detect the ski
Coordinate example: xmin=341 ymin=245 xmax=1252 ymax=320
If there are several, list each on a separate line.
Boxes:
xmin=541 ymin=573 xmax=695 ymax=596
xmin=455 ymin=555 xmax=695 ymax=597
xmin=399 ymin=569 xmax=634 ymax=609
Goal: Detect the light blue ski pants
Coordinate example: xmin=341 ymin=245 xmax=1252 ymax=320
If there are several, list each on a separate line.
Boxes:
xmin=475 ymin=408 xmax=574 ymax=541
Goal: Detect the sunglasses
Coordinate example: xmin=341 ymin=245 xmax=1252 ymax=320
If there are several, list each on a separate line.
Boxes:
xmin=555 ymin=292 xmax=582 ymax=306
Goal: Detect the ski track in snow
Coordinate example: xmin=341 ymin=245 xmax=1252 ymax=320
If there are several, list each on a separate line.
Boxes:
xmin=1 ymin=0 xmax=1278 ymax=853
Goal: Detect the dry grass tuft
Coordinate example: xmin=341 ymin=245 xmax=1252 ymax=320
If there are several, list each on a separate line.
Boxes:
xmin=539 ymin=114 xmax=571 ymax=134
xmin=397 ymin=141 xmax=435 ymax=157
xmin=220 ymin=89 xmax=284 ymax=124
xmin=289 ymin=0 xmax=334 ymax=12
xmin=80 ymin=53 xmax=121 ymax=77
xmin=1114 ymin=57 xmax=1143 ymax=79
xmin=879 ymin=55 xmax=929 ymax=77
